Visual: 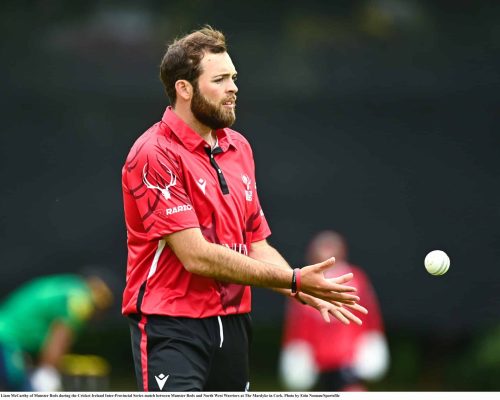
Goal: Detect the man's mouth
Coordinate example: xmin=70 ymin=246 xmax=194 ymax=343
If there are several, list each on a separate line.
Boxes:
xmin=222 ymin=98 xmax=237 ymax=108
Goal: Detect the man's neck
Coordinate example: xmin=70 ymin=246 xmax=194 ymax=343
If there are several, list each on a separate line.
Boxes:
xmin=171 ymin=105 xmax=215 ymax=146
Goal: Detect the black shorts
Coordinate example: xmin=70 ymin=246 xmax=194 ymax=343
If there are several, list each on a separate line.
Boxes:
xmin=317 ymin=368 xmax=361 ymax=391
xmin=128 ymin=313 xmax=252 ymax=392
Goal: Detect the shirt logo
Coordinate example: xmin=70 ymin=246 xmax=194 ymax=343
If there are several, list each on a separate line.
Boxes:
xmin=166 ymin=204 xmax=193 ymax=215
xmin=143 ymin=162 xmax=177 ymax=200
xmin=155 ymin=373 xmax=169 ymax=390
xmin=242 ymin=174 xmax=253 ymax=202
xmin=196 ymin=178 xmax=207 ymax=194
xmin=222 ymin=243 xmax=248 ymax=256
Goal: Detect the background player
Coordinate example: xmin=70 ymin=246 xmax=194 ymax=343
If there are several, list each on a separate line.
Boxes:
xmin=0 ymin=271 xmax=114 ymax=391
xmin=280 ymin=230 xmax=389 ymax=391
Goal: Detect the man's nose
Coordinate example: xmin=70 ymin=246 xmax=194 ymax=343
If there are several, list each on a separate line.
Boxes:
xmin=228 ymin=80 xmax=238 ymax=93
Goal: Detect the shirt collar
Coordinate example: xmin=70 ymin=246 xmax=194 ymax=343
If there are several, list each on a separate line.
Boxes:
xmin=161 ymin=106 xmax=237 ymax=153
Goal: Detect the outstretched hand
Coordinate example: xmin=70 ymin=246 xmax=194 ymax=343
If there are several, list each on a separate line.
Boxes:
xmin=296 ymin=292 xmax=368 ymax=325
xmin=299 ymin=257 xmax=360 ymax=304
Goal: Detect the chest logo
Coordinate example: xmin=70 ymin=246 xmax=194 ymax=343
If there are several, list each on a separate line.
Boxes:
xmin=197 ymin=178 xmax=207 ymax=195
xmin=242 ymin=174 xmax=253 ymax=201
xmin=142 ymin=162 xmax=177 ymax=200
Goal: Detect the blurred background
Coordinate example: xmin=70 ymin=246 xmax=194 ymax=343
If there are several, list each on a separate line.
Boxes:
xmin=1 ymin=0 xmax=499 ymax=392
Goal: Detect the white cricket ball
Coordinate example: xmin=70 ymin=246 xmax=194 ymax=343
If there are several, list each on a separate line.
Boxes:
xmin=424 ymin=250 xmax=450 ymax=276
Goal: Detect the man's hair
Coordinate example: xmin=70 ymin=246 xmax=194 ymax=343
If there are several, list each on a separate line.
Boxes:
xmin=159 ymin=26 xmax=227 ymax=105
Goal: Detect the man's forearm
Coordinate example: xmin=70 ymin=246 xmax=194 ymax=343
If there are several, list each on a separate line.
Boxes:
xmin=39 ymin=322 xmax=74 ymax=366
xmin=166 ymin=229 xmax=293 ymax=290
xmin=248 ymin=239 xmax=295 ymax=296
xmin=248 ymin=240 xmax=291 ymax=271
xmin=166 ymin=228 xmax=359 ymax=305
xmin=199 ymin=241 xmax=293 ymax=288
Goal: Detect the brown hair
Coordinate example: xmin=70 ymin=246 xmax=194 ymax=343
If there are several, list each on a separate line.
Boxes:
xmin=159 ymin=26 xmax=227 ymax=105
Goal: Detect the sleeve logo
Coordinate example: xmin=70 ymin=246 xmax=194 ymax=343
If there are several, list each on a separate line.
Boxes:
xmin=242 ymin=174 xmax=253 ymax=201
xmin=142 ymin=162 xmax=177 ymax=200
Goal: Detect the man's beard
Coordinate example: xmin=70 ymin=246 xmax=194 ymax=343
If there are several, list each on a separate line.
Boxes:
xmin=191 ymin=84 xmax=236 ymax=130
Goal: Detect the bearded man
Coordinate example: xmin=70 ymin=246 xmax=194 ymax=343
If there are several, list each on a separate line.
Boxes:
xmin=121 ymin=26 xmax=366 ymax=392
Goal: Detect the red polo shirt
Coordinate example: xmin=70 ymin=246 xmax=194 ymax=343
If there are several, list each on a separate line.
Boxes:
xmin=121 ymin=107 xmax=271 ymax=318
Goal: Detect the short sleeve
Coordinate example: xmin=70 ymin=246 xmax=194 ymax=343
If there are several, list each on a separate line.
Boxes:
xmin=125 ymin=141 xmax=200 ymax=241
xmin=246 ymin=155 xmax=271 ymax=243
xmin=248 ymin=189 xmax=271 ymax=242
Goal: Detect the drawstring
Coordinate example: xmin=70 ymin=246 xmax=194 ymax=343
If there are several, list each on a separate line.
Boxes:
xmin=217 ymin=316 xmax=224 ymax=348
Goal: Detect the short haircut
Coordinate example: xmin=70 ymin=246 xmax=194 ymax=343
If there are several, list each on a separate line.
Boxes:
xmin=159 ymin=25 xmax=227 ymax=105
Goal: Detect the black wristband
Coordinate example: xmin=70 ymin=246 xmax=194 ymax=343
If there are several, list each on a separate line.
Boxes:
xmin=291 ymin=269 xmax=297 ymax=295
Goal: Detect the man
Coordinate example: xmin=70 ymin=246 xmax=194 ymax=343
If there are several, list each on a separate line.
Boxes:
xmin=0 ymin=272 xmax=114 ymax=391
xmin=121 ymin=26 xmax=367 ymax=392
xmin=280 ymin=231 xmax=389 ymax=391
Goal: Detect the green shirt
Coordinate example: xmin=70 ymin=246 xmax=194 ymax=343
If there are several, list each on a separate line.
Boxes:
xmin=0 ymin=275 xmax=94 ymax=354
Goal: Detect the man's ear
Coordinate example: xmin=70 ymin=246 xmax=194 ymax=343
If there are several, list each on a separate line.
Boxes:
xmin=175 ymin=80 xmax=193 ymax=101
